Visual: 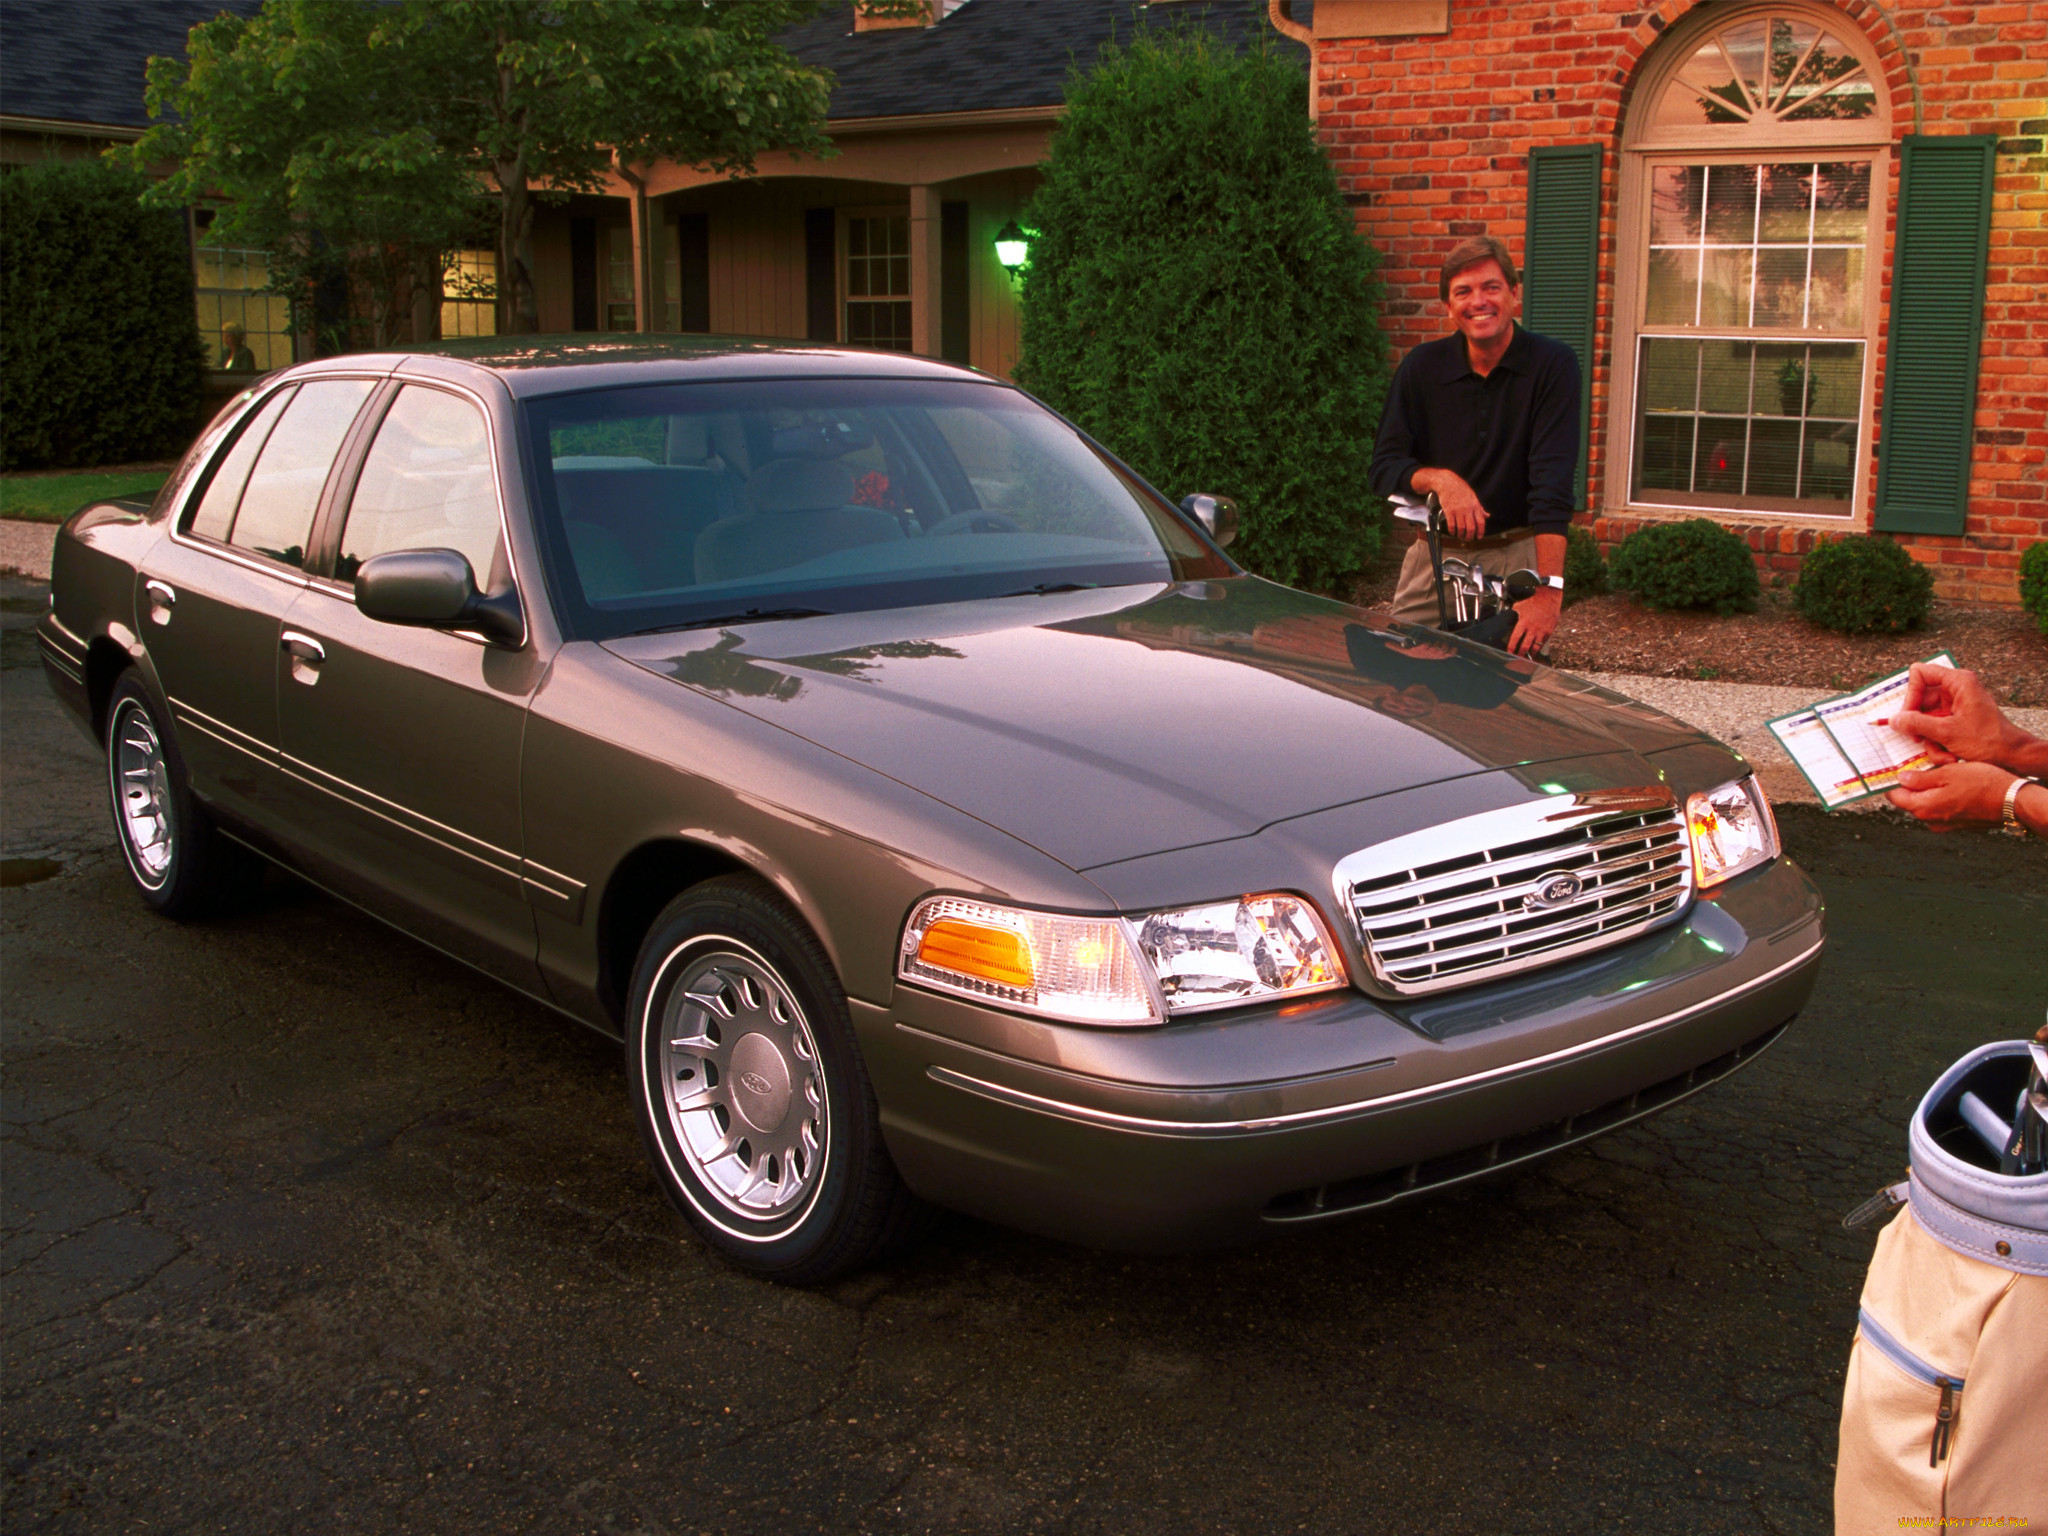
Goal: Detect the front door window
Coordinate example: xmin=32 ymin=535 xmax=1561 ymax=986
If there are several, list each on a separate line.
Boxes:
xmin=845 ymin=215 xmax=912 ymax=351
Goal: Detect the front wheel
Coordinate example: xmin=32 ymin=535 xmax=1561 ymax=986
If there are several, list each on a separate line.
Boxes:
xmin=625 ymin=876 xmax=925 ymax=1283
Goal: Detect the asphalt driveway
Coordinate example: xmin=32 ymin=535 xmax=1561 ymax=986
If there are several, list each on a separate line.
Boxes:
xmin=4 ymin=574 xmax=2043 ymax=1535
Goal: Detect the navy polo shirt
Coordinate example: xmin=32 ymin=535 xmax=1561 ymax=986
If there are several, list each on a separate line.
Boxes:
xmin=1368 ymin=322 xmax=1581 ymax=538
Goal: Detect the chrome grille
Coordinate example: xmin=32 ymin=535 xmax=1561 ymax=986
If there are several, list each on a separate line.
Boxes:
xmin=1335 ymin=791 xmax=1692 ymax=996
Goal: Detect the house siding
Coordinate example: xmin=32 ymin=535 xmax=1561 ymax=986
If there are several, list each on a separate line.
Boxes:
xmin=1313 ymin=0 xmax=2046 ymax=606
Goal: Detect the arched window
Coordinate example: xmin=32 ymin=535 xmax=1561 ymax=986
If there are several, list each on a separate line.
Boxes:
xmin=1608 ymin=6 xmax=1889 ymax=521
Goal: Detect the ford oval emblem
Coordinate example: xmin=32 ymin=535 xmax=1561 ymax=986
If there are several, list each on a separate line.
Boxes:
xmin=738 ymin=1071 xmax=774 ymax=1096
xmin=1524 ymin=871 xmax=1585 ymax=911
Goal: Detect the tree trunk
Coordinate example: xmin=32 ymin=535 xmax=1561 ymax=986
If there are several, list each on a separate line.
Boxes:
xmin=497 ymin=165 xmax=538 ymax=334
xmin=410 ymin=247 xmax=441 ymax=344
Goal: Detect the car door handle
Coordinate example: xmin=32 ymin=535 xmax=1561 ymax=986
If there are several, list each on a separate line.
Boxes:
xmin=144 ymin=580 xmax=176 ymax=624
xmin=280 ymin=631 xmax=326 ymax=664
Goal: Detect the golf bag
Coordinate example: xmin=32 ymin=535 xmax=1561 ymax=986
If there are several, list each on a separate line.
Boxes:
xmin=1834 ymin=1038 xmax=2048 ymax=1533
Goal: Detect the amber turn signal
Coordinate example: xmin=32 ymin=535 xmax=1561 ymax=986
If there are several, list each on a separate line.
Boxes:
xmin=916 ymin=917 xmax=1035 ymax=989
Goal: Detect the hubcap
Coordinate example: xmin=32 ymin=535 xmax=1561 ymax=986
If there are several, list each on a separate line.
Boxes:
xmin=111 ymin=701 xmax=174 ymax=888
xmin=658 ymin=949 xmax=827 ymax=1221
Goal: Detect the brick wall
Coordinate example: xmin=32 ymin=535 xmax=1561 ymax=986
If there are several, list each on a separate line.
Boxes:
xmin=1314 ymin=1 xmax=2046 ymax=606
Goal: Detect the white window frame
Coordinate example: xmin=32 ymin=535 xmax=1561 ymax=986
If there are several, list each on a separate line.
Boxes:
xmin=1605 ymin=2 xmax=1891 ymax=528
xmin=837 ymin=205 xmax=915 ymax=352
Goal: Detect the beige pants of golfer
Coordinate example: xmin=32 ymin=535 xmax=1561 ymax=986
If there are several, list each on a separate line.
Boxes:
xmin=1389 ymin=528 xmax=1540 ymax=628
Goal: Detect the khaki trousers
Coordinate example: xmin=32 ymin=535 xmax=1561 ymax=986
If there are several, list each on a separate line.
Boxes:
xmin=1389 ymin=529 xmax=1540 ymax=627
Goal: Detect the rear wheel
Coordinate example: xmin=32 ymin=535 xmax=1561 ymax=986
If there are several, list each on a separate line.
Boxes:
xmin=104 ymin=674 xmax=254 ymax=918
xmin=625 ymin=875 xmax=925 ymax=1283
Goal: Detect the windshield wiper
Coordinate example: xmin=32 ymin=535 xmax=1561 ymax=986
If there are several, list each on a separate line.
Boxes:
xmin=630 ymin=606 xmax=835 ymax=635
xmin=995 ymin=582 xmax=1101 ymax=598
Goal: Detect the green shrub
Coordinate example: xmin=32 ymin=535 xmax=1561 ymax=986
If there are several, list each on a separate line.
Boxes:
xmin=2022 ymin=541 xmax=2048 ymax=638
xmin=1 ymin=158 xmax=206 ymax=471
xmin=1792 ymin=533 xmax=1933 ymax=634
xmin=1016 ymin=30 xmax=1388 ymax=593
xmin=1608 ymin=518 xmax=1760 ymax=615
xmin=1564 ymin=524 xmax=1607 ymax=605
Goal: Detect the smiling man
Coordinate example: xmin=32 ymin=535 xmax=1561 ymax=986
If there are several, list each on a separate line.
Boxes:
xmin=1370 ymin=235 xmax=1581 ymax=657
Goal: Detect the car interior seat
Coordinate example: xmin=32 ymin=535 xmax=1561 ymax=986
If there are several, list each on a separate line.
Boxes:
xmin=693 ymin=458 xmax=905 ymax=584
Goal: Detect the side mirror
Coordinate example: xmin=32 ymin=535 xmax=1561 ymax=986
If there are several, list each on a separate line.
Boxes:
xmin=354 ymin=548 xmax=523 ymax=646
xmin=1179 ymin=493 xmax=1240 ymax=549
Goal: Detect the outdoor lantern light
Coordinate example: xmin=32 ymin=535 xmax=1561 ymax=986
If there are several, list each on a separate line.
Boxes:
xmin=994 ymin=220 xmax=1030 ymax=272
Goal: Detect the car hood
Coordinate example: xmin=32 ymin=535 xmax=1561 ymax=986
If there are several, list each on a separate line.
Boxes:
xmin=603 ymin=578 xmax=1712 ymax=870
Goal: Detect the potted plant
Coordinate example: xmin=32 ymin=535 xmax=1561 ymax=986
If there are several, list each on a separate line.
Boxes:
xmin=1776 ymin=357 xmax=1818 ymax=417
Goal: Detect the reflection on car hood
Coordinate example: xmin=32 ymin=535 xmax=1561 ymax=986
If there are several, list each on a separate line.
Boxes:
xmin=602 ymin=578 xmax=1712 ymax=870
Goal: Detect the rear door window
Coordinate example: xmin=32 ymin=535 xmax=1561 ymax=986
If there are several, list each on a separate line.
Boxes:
xmin=187 ymin=385 xmax=295 ymax=543
xmin=336 ymin=386 xmax=500 ymax=584
xmin=225 ymin=378 xmax=376 ymax=568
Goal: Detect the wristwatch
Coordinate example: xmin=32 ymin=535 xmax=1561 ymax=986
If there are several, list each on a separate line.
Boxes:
xmin=2002 ymin=775 xmax=2040 ymax=837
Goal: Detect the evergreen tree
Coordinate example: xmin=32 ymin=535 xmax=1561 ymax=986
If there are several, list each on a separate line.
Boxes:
xmin=1 ymin=159 xmax=206 ymax=470
xmin=1017 ymin=29 xmax=1388 ymax=592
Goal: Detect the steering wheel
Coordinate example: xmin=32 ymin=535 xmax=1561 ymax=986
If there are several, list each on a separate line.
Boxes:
xmin=926 ymin=510 xmax=1023 ymax=537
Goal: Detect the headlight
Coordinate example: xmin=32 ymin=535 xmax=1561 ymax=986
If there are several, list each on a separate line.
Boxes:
xmin=1685 ymin=775 xmax=1778 ymax=890
xmin=898 ymin=892 xmax=1348 ymax=1027
xmin=1133 ymin=894 xmax=1347 ymax=1013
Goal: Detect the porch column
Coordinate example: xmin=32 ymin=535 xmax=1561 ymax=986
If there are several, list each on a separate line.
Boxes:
xmin=909 ymin=184 xmax=941 ymax=356
xmin=619 ymin=157 xmax=655 ymax=333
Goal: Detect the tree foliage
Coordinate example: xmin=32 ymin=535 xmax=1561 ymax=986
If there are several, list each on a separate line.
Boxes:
xmin=131 ymin=0 xmax=835 ymax=340
xmin=1015 ymin=29 xmax=1388 ymax=593
xmin=1 ymin=158 xmax=206 ymax=470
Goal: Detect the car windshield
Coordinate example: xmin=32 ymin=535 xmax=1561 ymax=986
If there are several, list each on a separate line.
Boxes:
xmin=521 ymin=377 xmax=1231 ymax=638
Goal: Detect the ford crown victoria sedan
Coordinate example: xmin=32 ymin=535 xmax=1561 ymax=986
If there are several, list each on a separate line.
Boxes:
xmin=38 ymin=338 xmax=1825 ymax=1283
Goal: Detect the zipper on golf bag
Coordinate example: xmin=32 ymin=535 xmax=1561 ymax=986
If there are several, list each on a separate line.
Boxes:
xmin=1857 ymin=1306 xmax=1965 ymax=1466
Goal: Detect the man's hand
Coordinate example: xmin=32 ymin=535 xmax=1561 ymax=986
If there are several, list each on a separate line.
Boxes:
xmin=1886 ymin=761 xmax=2018 ymax=832
xmin=1883 ymin=664 xmax=2037 ymax=772
xmin=1508 ymin=587 xmax=1561 ymax=657
xmin=1412 ymin=469 xmax=1489 ymax=539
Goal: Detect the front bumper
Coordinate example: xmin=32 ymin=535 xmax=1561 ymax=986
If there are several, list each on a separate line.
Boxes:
xmin=855 ymin=855 xmax=1824 ymax=1251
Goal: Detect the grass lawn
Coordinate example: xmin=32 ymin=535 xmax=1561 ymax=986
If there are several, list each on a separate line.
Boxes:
xmin=1 ymin=470 xmax=168 ymax=524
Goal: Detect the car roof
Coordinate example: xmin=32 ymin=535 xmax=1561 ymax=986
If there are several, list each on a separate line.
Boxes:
xmin=280 ymin=334 xmax=1001 ymax=401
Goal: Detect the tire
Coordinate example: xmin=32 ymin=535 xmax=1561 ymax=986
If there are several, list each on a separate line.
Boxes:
xmin=625 ymin=875 xmax=926 ymax=1284
xmin=104 ymin=673 xmax=256 ymax=919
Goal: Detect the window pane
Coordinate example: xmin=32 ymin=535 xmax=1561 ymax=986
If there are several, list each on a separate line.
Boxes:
xmin=1694 ymin=419 xmax=1748 ymax=494
xmin=1803 ymin=422 xmax=1857 ymax=499
xmin=1768 ymin=18 xmax=1821 ymax=107
xmin=1811 ymin=163 xmax=1872 ymax=238
xmin=338 ymin=387 xmax=498 ymax=584
xmin=1746 ymin=417 xmax=1802 ymax=496
xmin=1639 ymin=337 xmax=1700 ymax=412
xmin=1649 ymin=165 xmax=1704 ymax=244
xmin=1753 ymin=247 xmax=1811 ymax=327
xmin=1756 ymin=342 xmax=1810 ymax=417
xmin=1703 ymin=164 xmax=1756 ymax=243
xmin=1699 ymin=247 xmax=1752 ymax=326
xmin=1698 ymin=341 xmax=1752 ymax=414
xmin=1660 ymin=39 xmax=1752 ymax=127
xmin=230 ymin=379 xmax=375 ymax=568
xmin=1806 ymin=342 xmax=1861 ymax=418
xmin=188 ymin=386 xmax=294 ymax=542
xmin=1644 ymin=248 xmax=1700 ymax=325
xmin=1757 ymin=163 xmax=1815 ymax=242
xmin=1637 ymin=414 xmax=1696 ymax=493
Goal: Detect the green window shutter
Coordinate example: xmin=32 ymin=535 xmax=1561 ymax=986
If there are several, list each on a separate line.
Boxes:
xmin=1875 ymin=135 xmax=1995 ymax=535
xmin=1523 ymin=144 xmax=1602 ymax=511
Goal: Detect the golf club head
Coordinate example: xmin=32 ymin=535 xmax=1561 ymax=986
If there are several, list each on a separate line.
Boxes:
xmin=1503 ymin=568 xmax=1542 ymax=602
